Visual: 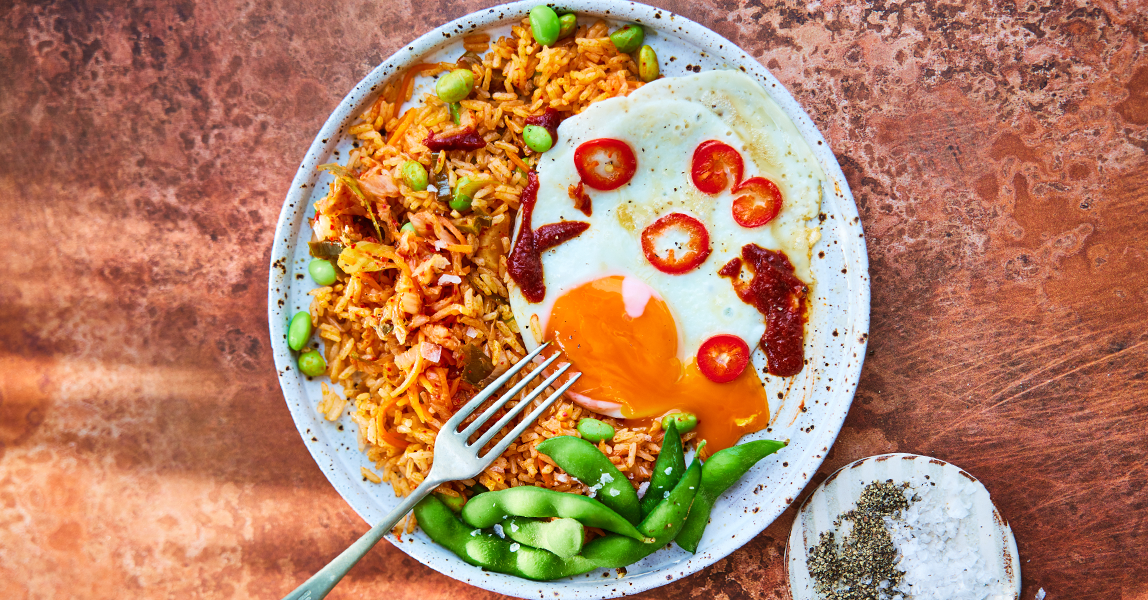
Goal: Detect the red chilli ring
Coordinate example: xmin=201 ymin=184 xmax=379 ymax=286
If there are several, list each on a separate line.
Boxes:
xmin=697 ymin=334 xmax=751 ymax=383
xmin=731 ymin=177 xmax=783 ymax=228
xmin=574 ymin=138 xmax=638 ymax=191
xmin=640 ymin=213 xmax=712 ymax=275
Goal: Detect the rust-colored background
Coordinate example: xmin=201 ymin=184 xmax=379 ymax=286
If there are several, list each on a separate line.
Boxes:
xmin=1 ymin=0 xmax=1146 ymax=598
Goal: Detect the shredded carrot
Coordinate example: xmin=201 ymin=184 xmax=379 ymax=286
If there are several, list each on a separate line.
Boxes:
xmin=505 ymin=150 xmax=530 ymax=174
xmin=376 ymin=409 xmax=409 ymax=449
xmin=386 ymin=108 xmax=419 ymax=147
xmin=408 ymin=387 xmax=428 ymax=423
xmin=392 ymin=340 xmax=425 ymax=397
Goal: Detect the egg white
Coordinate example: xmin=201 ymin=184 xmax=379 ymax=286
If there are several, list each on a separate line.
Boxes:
xmin=508 ymin=70 xmax=825 ymax=372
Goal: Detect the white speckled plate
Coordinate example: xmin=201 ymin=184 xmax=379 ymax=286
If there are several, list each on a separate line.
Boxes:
xmin=268 ymin=1 xmax=869 ymax=597
xmin=787 ymin=454 xmax=1021 ymax=600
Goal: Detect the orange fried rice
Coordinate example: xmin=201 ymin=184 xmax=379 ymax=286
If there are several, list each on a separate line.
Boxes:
xmin=306 ymin=19 xmax=691 ymax=533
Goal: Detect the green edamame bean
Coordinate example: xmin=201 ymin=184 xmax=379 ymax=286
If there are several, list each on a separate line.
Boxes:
xmin=608 ymin=24 xmax=644 ymax=53
xmin=536 ymin=436 xmax=642 ymax=524
xmin=639 ymin=419 xmax=686 ymax=517
xmin=662 ymin=411 xmax=698 ymax=434
xmin=522 ymin=124 xmax=554 ymax=153
xmin=298 ymin=350 xmax=326 ymax=377
xmin=414 ymin=495 xmax=597 ymax=581
xmin=450 ymin=176 xmax=486 ymax=212
xmin=503 ymin=516 xmax=584 ymax=559
xmin=436 ymin=69 xmax=475 ymax=103
xmin=558 ymin=13 xmax=577 ymax=38
xmin=400 ymin=222 xmax=416 ymax=235
xmin=675 ymin=439 xmax=787 ymax=553
xmin=449 ymin=101 xmax=462 ymax=125
xmin=460 ymin=487 xmax=650 ymax=542
xmin=529 ymin=5 xmax=560 ymax=46
xmin=581 ymin=455 xmax=702 ymax=568
xmin=576 ymin=418 xmax=615 ymax=442
xmin=401 ymin=160 xmax=429 ymax=191
xmin=638 ymin=45 xmax=659 ymax=82
xmin=287 ymin=311 xmax=312 ymax=351
xmin=308 ymin=258 xmax=338 ymax=286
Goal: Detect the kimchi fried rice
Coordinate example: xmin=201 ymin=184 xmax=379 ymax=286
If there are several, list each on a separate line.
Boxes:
xmin=306 ymin=19 xmax=696 ymax=534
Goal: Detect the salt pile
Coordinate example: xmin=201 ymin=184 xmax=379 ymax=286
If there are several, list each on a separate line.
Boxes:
xmin=884 ymin=476 xmax=1014 ymax=600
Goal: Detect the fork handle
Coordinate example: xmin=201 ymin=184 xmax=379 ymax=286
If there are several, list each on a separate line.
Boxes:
xmin=281 ymin=476 xmax=447 ymax=600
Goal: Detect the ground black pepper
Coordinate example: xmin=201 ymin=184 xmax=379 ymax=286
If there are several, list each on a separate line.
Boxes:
xmin=807 ymin=480 xmax=913 ymax=600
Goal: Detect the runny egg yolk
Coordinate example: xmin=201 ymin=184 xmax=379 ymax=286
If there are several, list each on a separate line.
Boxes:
xmin=545 ymin=275 xmax=770 ymax=452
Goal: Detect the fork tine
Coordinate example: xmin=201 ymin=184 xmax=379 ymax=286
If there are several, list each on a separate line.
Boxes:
xmin=459 ymin=352 xmax=563 ymax=438
xmin=471 ymin=362 xmax=573 ymax=451
xmin=482 ymin=372 xmax=583 ymax=460
xmin=442 ymin=343 xmax=549 ymax=433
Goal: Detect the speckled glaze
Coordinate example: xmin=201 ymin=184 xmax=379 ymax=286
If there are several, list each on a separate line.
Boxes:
xmin=268 ymin=2 xmax=868 ymax=597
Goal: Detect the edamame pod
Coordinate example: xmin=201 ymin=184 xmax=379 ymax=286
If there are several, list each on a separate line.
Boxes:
xmin=461 ymin=487 xmax=651 ymax=542
xmin=503 ymin=516 xmax=584 ymax=559
xmin=414 ymin=495 xmax=597 ymax=581
xmin=581 ymin=455 xmax=702 ymax=568
xmin=675 ymin=439 xmax=787 ymax=553
xmin=536 ymin=436 xmax=642 ymax=524
xmin=639 ymin=419 xmax=685 ymax=518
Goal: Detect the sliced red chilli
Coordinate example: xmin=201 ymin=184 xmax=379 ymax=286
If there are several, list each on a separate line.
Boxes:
xmin=640 ymin=213 xmax=712 ymax=275
xmin=696 ymin=335 xmax=751 ymax=383
xmin=731 ymin=177 xmax=783 ymax=227
xmin=574 ymin=138 xmax=637 ymax=191
xmin=690 ymin=140 xmax=744 ymax=194
xmin=424 ymin=128 xmax=487 ymax=152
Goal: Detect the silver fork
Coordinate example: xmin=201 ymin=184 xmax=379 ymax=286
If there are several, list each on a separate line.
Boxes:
xmin=282 ymin=342 xmax=579 ymax=600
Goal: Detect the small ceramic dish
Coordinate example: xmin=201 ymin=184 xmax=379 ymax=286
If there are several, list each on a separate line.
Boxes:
xmin=268 ymin=1 xmax=869 ymax=597
xmin=787 ymin=453 xmax=1021 ymax=600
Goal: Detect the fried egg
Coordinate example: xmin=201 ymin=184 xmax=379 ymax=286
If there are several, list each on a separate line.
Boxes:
xmin=507 ymin=71 xmax=825 ymax=451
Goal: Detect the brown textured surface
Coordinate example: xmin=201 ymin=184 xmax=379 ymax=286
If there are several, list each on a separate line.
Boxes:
xmin=1 ymin=0 xmax=1145 ymax=598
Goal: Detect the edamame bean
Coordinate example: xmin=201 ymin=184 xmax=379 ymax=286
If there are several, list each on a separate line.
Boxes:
xmin=522 ymin=124 xmax=554 ymax=153
xmin=558 ymin=13 xmax=577 ymax=38
xmin=400 ymin=222 xmax=416 ymax=235
xmin=298 ymin=350 xmax=326 ymax=377
xmin=401 ymin=160 xmax=429 ymax=191
xmin=537 ymin=436 xmax=641 ymax=524
xmin=638 ymin=45 xmax=659 ymax=82
xmin=414 ymin=495 xmax=598 ymax=581
xmin=608 ymin=24 xmax=644 ymax=53
xmin=675 ymin=439 xmax=787 ymax=553
xmin=639 ymin=419 xmax=685 ymax=517
xmin=435 ymin=69 xmax=474 ymax=103
xmin=461 ymin=487 xmax=651 ymax=541
xmin=576 ymin=418 xmax=615 ymax=442
xmin=529 ymin=5 xmax=560 ymax=46
xmin=451 ymin=176 xmax=486 ymax=212
xmin=503 ymin=516 xmax=584 ymax=559
xmin=287 ymin=311 xmax=312 ymax=351
xmin=662 ymin=411 xmax=698 ymax=434
xmin=308 ymin=258 xmax=337 ymax=286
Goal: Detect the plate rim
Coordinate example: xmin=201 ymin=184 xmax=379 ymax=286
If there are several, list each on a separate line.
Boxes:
xmin=267 ymin=1 xmax=870 ymax=597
